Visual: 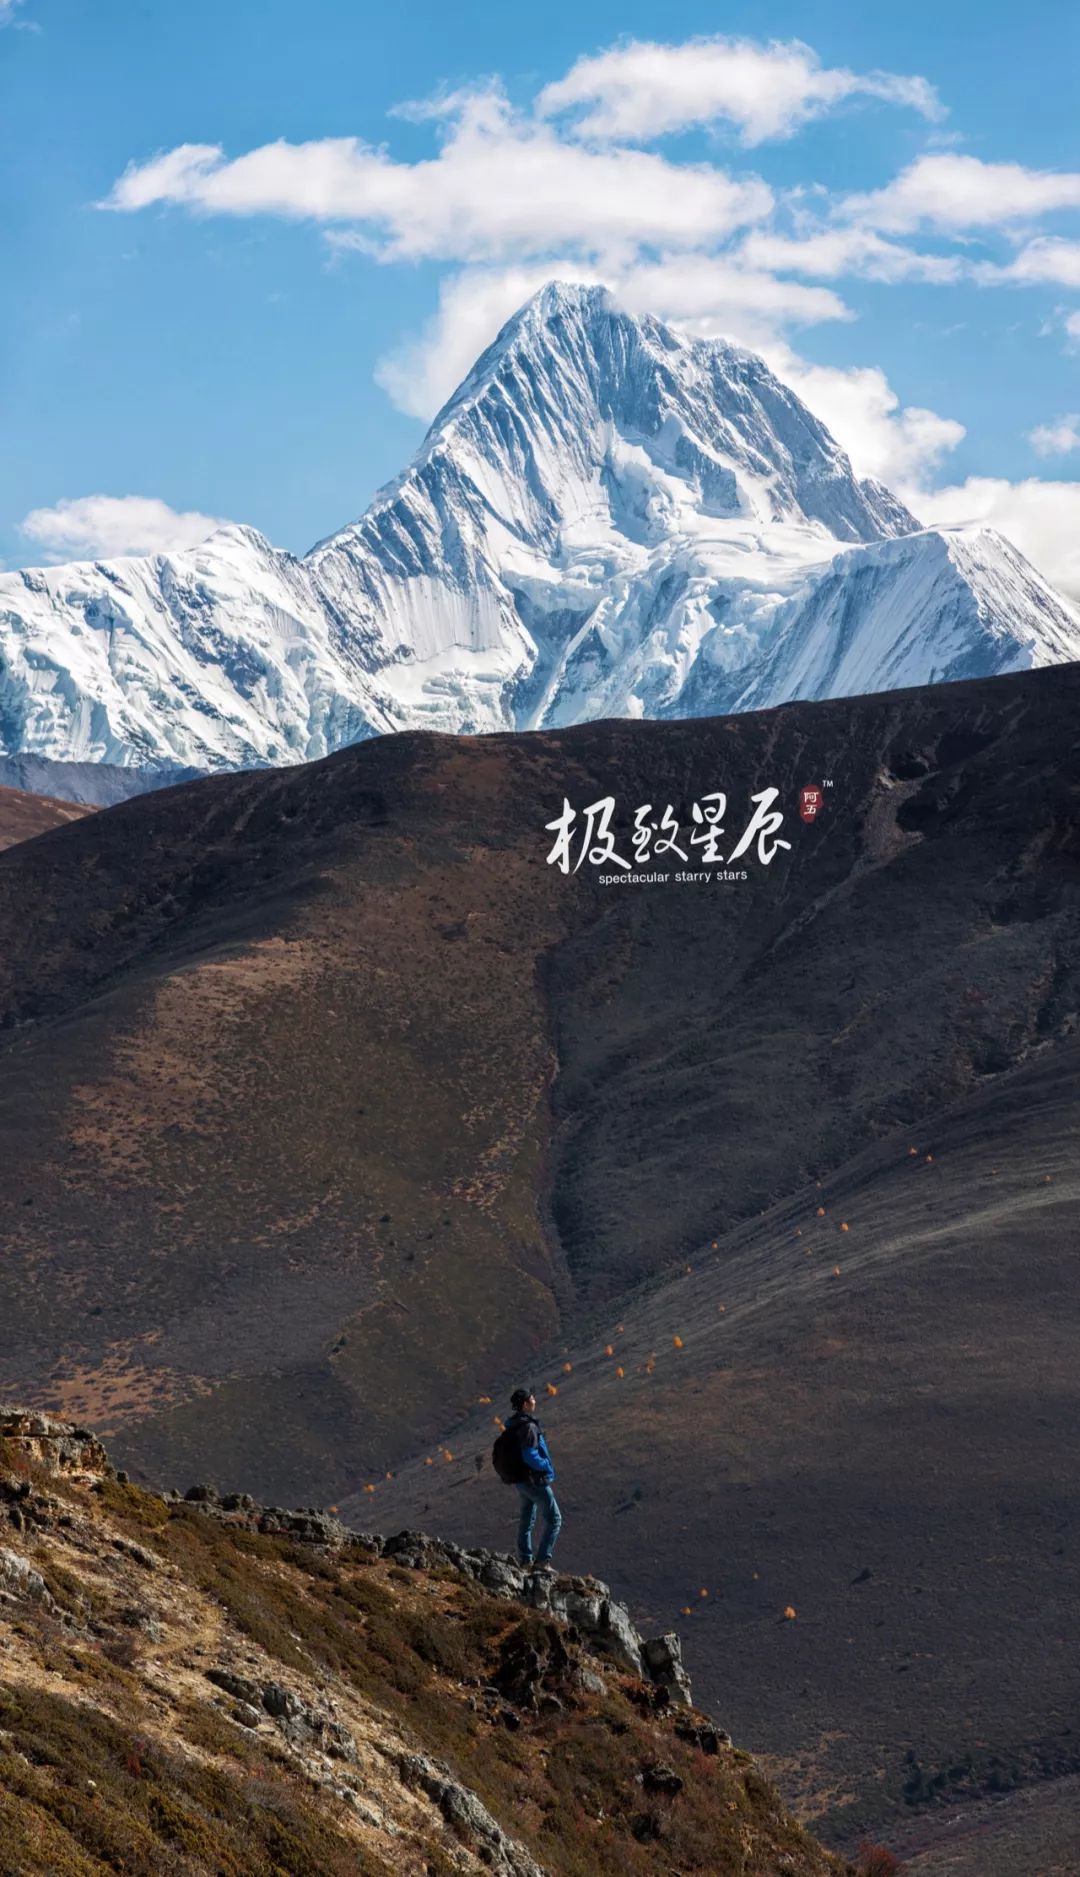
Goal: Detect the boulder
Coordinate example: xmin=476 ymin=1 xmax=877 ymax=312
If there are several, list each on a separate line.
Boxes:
xmin=398 ymin=1752 xmax=546 ymax=1877
xmin=206 ymin=1667 xmax=262 ymax=1705
xmin=639 ymin=1633 xmax=693 ymax=1708
xmin=0 ymin=1408 xmax=107 ymax=1481
xmin=676 ymin=1720 xmax=729 ymax=1754
xmin=256 ymin=1507 xmax=348 ymax=1546
xmin=577 ymin=1664 xmax=607 ymax=1696
xmin=262 ymin=1682 xmax=303 ymax=1720
xmin=640 ymin=1763 xmax=684 ymax=1797
xmin=493 ymin=1620 xmax=575 ymax=1710
xmin=480 ymin=1555 xmax=528 ymax=1595
xmin=0 ymin=1547 xmax=51 ymax=1605
xmin=345 ymin=1532 xmax=384 ymax=1556
xmin=112 ymin=1537 xmax=156 ymax=1570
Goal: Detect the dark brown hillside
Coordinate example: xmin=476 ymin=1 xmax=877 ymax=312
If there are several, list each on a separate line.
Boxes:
xmin=0 ymin=782 xmax=92 ymax=852
xmin=364 ymin=1027 xmax=1080 ymax=1865
xmin=0 ymin=731 xmax=578 ymax=1500
xmin=3 ymin=665 xmax=1080 ymax=1870
xmin=1 ymin=666 xmax=1079 ymax=1514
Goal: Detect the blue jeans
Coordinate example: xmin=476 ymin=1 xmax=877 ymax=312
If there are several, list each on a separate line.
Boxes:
xmin=516 ymin=1479 xmax=562 ymax=1564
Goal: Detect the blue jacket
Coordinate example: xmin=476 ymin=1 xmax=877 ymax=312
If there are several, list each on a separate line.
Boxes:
xmin=508 ymin=1411 xmax=555 ymax=1483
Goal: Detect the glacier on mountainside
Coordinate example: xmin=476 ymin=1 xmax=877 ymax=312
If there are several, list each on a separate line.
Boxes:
xmin=2 ymin=282 xmax=1079 ymax=771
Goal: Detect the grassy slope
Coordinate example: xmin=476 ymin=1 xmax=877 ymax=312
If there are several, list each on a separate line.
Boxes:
xmin=0 ymin=733 xmax=578 ymax=1500
xmin=0 ymin=1427 xmax=845 ymax=1877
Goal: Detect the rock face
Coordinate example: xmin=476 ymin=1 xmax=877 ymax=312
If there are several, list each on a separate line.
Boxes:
xmin=0 ymin=1406 xmax=109 ymax=1481
xmin=397 ymin=1754 xmax=547 ymax=1877
xmin=0 ymin=1546 xmax=52 ymax=1606
xmin=1 ymin=283 xmax=1078 ymax=769
xmin=375 ymin=1527 xmax=694 ymax=1705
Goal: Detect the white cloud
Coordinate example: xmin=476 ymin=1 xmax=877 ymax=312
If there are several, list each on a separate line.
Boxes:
xmin=914 ymin=477 xmax=1080 ymax=599
xmin=768 ymin=364 xmax=1080 ymax=600
xmin=1029 ymin=415 xmax=1080 ymax=456
xmin=739 ymin=226 xmax=963 ymax=283
xmin=95 ymin=34 xmax=1080 ymax=608
xmin=103 ymin=46 xmax=1080 ymax=395
xmin=763 ymin=345 xmax=966 ymax=489
xmin=105 ymin=90 xmax=773 ymax=264
xmin=998 ymin=237 xmax=1080 ymax=288
xmin=846 ymin=152 xmax=1080 ymax=233
xmin=19 ymin=495 xmax=227 ymax=562
xmin=376 ymin=260 xmax=849 ymax=420
xmin=0 ymin=1 xmax=25 ymax=23
xmin=769 ymin=359 xmax=1080 ymax=601
xmin=537 ymin=36 xmax=941 ymax=146
xmin=614 ymin=254 xmax=850 ymax=330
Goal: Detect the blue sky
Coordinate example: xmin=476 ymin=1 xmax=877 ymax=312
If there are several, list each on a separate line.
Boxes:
xmin=3 ymin=0 xmax=1080 ymax=592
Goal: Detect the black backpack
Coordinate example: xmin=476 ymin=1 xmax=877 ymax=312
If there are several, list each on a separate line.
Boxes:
xmin=492 ymin=1422 xmax=528 ymax=1485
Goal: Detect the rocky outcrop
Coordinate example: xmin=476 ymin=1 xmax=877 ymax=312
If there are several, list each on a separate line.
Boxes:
xmin=2 ymin=1415 xmax=691 ymax=1712
xmin=372 ymin=1529 xmax=694 ymax=1706
xmin=0 ymin=1546 xmax=52 ymax=1606
xmin=205 ymin=1669 xmax=357 ymax=1761
xmin=165 ymin=1487 xmax=695 ymax=1708
xmin=1 ymin=1406 xmax=108 ymax=1480
xmin=397 ymin=1753 xmax=547 ymax=1877
xmin=4 ymin=1406 xmax=694 ymax=1717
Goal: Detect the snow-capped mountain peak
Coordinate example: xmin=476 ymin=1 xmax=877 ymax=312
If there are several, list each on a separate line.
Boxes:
xmin=1 ymin=282 xmax=1078 ymax=770
xmin=332 ymin=281 xmax=915 ymax=560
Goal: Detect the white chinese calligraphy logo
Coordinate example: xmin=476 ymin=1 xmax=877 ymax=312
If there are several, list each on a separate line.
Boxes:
xmin=544 ymin=790 xmax=791 ymax=874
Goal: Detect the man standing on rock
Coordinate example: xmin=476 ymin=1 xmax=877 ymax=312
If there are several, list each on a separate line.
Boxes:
xmin=502 ymin=1387 xmax=561 ymax=1572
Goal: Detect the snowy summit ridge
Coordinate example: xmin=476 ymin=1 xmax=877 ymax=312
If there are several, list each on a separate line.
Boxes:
xmin=3 ymin=282 xmax=1079 ymax=770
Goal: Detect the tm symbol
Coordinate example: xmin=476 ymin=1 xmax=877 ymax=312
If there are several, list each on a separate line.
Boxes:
xmin=822 ymin=779 xmax=835 ymax=789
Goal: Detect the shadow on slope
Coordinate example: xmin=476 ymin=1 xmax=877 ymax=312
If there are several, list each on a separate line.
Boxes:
xmin=0 ymin=664 xmax=1077 ymax=1520
xmin=358 ymin=1037 xmax=1080 ymax=1865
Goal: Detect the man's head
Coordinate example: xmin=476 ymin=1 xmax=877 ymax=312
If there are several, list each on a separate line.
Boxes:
xmin=510 ymin=1387 xmax=535 ymax=1414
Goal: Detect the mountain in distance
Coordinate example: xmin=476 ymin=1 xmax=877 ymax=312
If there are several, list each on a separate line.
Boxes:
xmin=0 ymin=751 xmax=200 ymax=808
xmin=2 ymin=282 xmax=1079 ymax=774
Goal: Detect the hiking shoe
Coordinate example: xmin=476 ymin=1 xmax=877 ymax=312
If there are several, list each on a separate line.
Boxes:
xmin=531 ymin=1560 xmax=557 ymax=1575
